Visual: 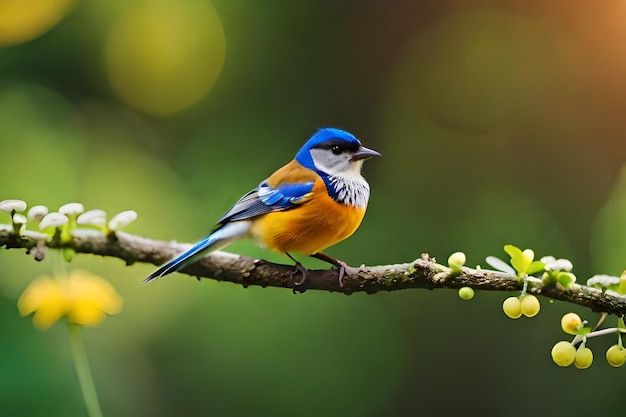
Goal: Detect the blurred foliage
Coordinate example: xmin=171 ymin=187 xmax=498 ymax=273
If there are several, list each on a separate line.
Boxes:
xmin=2 ymin=1 xmax=626 ymax=416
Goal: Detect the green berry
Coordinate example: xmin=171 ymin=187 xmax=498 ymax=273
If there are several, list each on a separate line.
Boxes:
xmin=541 ymin=271 xmax=556 ymax=286
xmin=606 ymin=344 xmax=626 ymax=367
xmin=502 ymin=296 xmax=522 ymax=319
xmin=62 ymin=247 xmax=75 ymax=262
xmin=458 ymin=287 xmax=474 ymax=300
xmin=448 ymin=252 xmax=466 ymax=273
xmin=551 ymin=341 xmax=576 ymax=367
xmin=574 ymin=347 xmax=593 ymax=369
xmin=520 ymin=295 xmax=540 ymax=317
xmin=561 ymin=313 xmax=582 ymax=335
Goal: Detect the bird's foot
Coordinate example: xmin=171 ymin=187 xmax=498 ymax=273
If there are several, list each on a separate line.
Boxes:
xmin=336 ymin=261 xmax=366 ymax=287
xmin=286 ymin=252 xmax=309 ymax=292
xmin=293 ymin=260 xmax=309 ymax=286
xmin=309 ymin=252 xmax=367 ymax=288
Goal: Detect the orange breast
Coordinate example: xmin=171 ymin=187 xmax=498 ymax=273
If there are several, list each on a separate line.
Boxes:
xmin=250 ymin=179 xmax=366 ymax=255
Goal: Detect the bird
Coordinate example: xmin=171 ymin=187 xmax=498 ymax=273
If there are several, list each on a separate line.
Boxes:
xmin=144 ymin=127 xmax=381 ymax=286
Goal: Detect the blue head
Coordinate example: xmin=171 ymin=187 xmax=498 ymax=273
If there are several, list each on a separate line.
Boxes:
xmin=295 ymin=127 xmax=381 ymax=177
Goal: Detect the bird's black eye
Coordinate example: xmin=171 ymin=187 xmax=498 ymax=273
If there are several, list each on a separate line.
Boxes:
xmin=331 ymin=145 xmax=342 ymax=155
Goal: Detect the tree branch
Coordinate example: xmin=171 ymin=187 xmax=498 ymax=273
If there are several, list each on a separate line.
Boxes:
xmin=1 ymin=225 xmax=625 ymax=316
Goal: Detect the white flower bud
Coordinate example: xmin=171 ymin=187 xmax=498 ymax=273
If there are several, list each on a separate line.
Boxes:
xmin=59 ymin=203 xmax=85 ymax=216
xmin=587 ymin=274 xmax=620 ymax=288
xmin=0 ymin=199 xmax=27 ymax=213
xmin=545 ymin=259 xmax=573 ymax=272
xmin=27 ymin=205 xmax=49 ymax=222
xmin=12 ymin=213 xmax=27 ymax=225
xmin=39 ymin=213 xmax=69 ymax=230
xmin=77 ymin=209 xmax=107 ymax=226
xmin=108 ymin=210 xmax=138 ymax=230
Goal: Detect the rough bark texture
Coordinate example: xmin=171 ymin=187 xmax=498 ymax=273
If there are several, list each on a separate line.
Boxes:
xmin=1 ymin=227 xmax=625 ymax=315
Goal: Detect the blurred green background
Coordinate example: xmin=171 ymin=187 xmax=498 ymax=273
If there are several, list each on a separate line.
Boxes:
xmin=2 ymin=0 xmax=626 ymax=416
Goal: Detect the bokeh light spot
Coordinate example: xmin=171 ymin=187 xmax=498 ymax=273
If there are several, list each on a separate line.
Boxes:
xmin=104 ymin=0 xmax=226 ymax=116
xmin=0 ymin=0 xmax=75 ymax=46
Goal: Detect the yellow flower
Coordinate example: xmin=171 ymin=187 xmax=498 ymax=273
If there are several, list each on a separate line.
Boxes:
xmin=17 ymin=275 xmax=67 ymax=329
xmin=18 ymin=270 xmax=123 ymax=329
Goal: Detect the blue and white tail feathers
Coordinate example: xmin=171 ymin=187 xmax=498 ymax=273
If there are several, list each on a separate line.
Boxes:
xmin=144 ymin=221 xmax=251 ymax=283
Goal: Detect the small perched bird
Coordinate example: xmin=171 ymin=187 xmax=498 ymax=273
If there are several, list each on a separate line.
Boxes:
xmin=145 ymin=127 xmax=381 ymax=286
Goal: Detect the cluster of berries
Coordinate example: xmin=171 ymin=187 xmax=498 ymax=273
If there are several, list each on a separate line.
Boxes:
xmin=551 ymin=313 xmax=626 ymax=369
xmin=502 ymin=294 xmax=540 ymax=318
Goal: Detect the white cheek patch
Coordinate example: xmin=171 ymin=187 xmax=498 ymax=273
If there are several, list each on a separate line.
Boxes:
xmin=309 ymin=148 xmax=331 ymax=173
xmin=310 ymin=148 xmax=349 ymax=175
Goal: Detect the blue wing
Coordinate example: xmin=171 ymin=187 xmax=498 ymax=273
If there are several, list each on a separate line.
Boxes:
xmin=144 ymin=180 xmax=315 ymax=283
xmin=217 ymin=180 xmax=315 ymax=224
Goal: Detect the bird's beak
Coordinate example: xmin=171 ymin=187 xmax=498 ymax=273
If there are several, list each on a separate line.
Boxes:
xmin=351 ymin=146 xmax=382 ymax=161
